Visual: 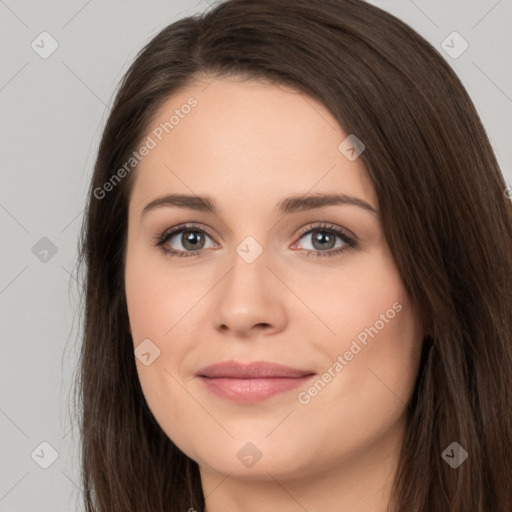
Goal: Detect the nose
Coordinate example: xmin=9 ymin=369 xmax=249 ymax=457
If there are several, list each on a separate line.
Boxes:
xmin=213 ymin=253 xmax=287 ymax=338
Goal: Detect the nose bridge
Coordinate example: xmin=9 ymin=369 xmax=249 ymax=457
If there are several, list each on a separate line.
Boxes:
xmin=213 ymin=236 xmax=286 ymax=334
xmin=226 ymin=235 xmax=269 ymax=296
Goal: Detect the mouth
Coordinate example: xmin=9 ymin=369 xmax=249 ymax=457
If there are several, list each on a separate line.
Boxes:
xmin=196 ymin=360 xmax=316 ymax=403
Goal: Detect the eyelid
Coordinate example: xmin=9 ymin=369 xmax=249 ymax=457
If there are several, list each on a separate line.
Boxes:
xmin=294 ymin=221 xmax=356 ymax=241
xmin=289 ymin=222 xmax=357 ymax=256
xmin=155 ymin=222 xmax=218 ymax=246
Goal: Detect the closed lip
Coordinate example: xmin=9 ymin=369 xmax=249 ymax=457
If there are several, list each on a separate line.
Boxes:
xmin=196 ymin=360 xmax=315 ymax=379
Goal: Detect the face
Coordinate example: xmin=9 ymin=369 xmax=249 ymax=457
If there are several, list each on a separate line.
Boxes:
xmin=124 ymin=76 xmax=424 ymax=483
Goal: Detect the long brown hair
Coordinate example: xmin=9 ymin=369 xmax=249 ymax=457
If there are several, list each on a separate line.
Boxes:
xmin=72 ymin=0 xmax=512 ymax=510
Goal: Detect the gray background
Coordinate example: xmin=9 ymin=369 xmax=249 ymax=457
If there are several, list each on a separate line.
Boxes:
xmin=1 ymin=0 xmax=511 ymax=510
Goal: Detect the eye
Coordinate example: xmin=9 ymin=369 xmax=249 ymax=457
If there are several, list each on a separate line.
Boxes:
xmin=154 ymin=222 xmax=357 ymax=258
xmin=154 ymin=223 xmax=218 ymax=258
xmin=291 ymin=222 xmax=357 ymax=258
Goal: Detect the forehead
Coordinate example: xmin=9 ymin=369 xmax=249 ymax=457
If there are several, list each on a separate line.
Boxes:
xmin=128 ymin=77 xmax=376 ymax=214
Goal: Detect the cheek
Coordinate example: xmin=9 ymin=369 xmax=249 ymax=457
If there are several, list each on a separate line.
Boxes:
xmin=125 ymin=254 xmax=201 ymax=455
xmin=305 ymin=250 xmax=410 ymax=353
xmin=303 ymin=249 xmax=422 ymax=425
xmin=294 ymin=299 xmax=421 ymax=470
xmin=133 ymin=359 xmax=205 ymax=464
xmin=124 ymin=248 xmax=198 ymax=342
xmin=317 ymin=293 xmax=421 ymax=423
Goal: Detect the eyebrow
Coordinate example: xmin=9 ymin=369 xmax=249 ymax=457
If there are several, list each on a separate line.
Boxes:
xmin=140 ymin=192 xmax=378 ymax=219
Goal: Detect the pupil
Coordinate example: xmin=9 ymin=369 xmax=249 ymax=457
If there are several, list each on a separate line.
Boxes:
xmin=313 ymin=230 xmax=334 ymax=250
xmin=183 ymin=230 xmax=203 ymax=250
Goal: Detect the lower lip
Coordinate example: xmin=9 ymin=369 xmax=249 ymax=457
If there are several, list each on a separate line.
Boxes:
xmin=197 ymin=375 xmax=316 ymax=403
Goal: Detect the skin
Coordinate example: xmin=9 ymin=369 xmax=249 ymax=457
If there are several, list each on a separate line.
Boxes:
xmin=124 ymin=76 xmax=424 ymax=512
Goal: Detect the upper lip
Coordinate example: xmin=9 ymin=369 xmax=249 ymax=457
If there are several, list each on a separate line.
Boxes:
xmin=196 ymin=360 xmax=315 ymax=379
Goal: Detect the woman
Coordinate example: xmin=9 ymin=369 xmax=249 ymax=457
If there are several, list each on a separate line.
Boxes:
xmin=73 ymin=0 xmax=512 ymax=510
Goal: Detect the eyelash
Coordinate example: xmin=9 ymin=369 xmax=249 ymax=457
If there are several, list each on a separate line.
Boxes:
xmin=153 ymin=222 xmax=357 ymax=259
